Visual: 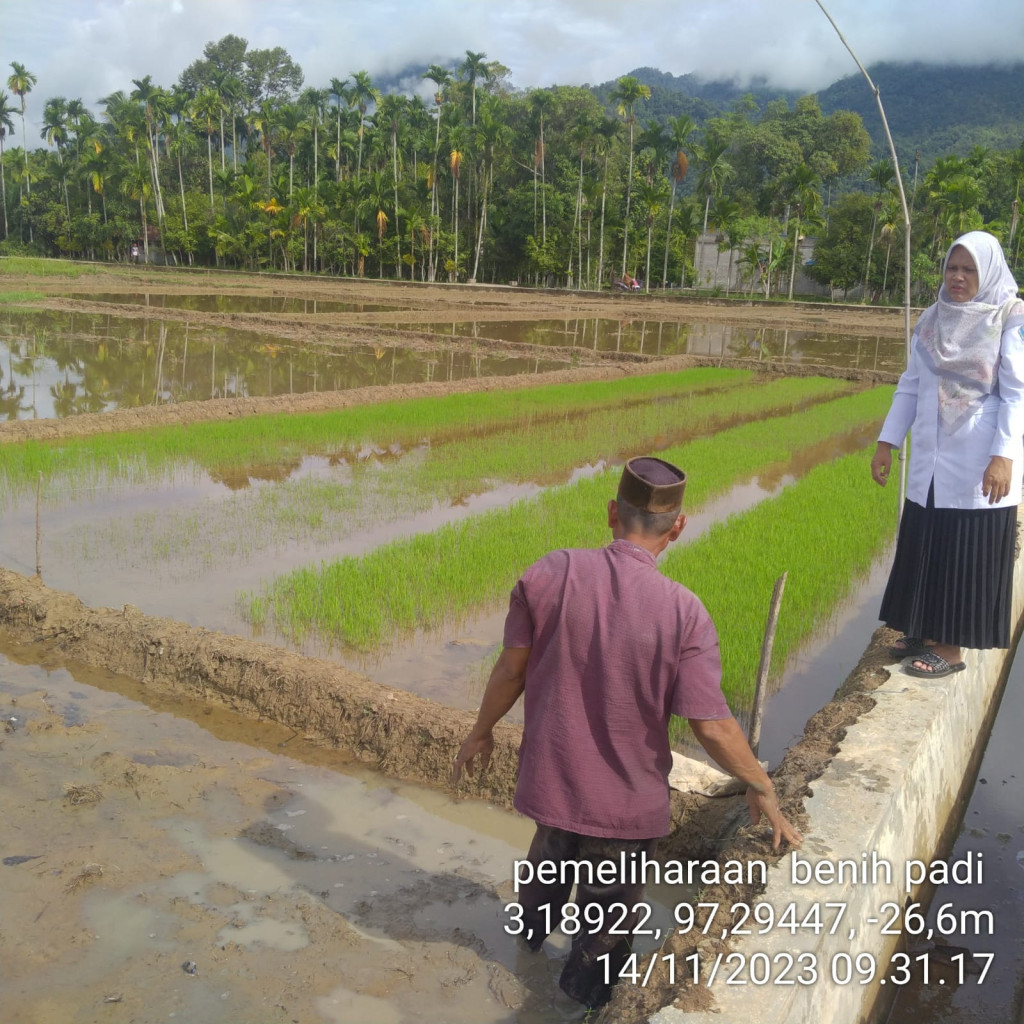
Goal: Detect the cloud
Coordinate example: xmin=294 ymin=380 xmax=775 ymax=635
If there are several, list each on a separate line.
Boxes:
xmin=3 ymin=0 xmax=1022 ymax=142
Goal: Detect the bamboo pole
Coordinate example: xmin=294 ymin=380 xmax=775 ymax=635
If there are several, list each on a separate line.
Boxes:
xmin=749 ymin=571 xmax=788 ymax=757
xmin=815 ymin=0 xmax=913 ymax=517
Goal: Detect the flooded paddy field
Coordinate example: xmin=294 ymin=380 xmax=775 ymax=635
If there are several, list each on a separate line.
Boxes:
xmin=0 ymin=308 xmax=563 ymax=419
xmin=1 ymin=264 xmax=942 ymax=1021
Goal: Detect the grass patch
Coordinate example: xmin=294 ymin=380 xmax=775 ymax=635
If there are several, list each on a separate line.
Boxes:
xmin=0 ymin=290 xmax=45 ymax=305
xmin=244 ymin=386 xmax=894 ymax=683
xmin=0 ymin=257 xmax=99 ymax=279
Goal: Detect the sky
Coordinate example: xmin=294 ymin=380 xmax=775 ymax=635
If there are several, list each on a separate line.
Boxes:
xmin=2 ymin=0 xmax=1023 ymax=141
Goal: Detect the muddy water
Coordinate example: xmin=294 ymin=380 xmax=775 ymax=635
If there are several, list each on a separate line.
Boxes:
xmin=0 ymin=635 xmax=681 ymax=1024
xmin=0 ymin=309 xmax=559 ymax=419
xmin=394 ymin=317 xmax=905 ymax=372
xmin=884 ymin=648 xmax=1024 ymax=1024
xmin=69 ymin=292 xmax=404 ymax=314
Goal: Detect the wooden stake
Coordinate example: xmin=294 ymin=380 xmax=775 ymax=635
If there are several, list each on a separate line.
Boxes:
xmin=749 ymin=571 xmax=788 ymax=756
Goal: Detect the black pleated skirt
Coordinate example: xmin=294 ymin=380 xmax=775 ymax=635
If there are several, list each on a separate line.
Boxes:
xmin=879 ymin=490 xmax=1017 ymax=649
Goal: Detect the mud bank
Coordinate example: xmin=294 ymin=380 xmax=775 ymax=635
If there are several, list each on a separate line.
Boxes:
xmin=0 ymin=565 xmax=917 ymax=1023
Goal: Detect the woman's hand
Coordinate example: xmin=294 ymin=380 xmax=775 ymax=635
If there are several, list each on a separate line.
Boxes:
xmin=871 ymin=442 xmax=896 ymax=486
xmin=982 ymin=456 xmax=1013 ymax=505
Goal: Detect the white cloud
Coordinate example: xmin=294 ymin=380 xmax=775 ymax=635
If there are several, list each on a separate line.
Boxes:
xmin=2 ymin=0 xmax=1022 ymax=141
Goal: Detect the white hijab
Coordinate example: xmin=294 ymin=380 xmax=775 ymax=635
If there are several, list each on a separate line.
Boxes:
xmin=916 ymin=231 xmax=1024 ymax=433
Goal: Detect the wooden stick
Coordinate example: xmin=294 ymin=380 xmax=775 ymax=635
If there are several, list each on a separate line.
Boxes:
xmin=749 ymin=571 xmax=788 ymax=756
xmin=35 ymin=471 xmax=42 ymax=578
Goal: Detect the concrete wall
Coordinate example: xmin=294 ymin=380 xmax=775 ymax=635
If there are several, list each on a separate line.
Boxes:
xmin=692 ymin=233 xmax=833 ymax=300
xmin=650 ymin=544 xmax=1024 ymax=1024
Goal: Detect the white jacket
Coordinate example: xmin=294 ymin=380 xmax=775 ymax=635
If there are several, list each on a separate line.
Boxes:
xmin=878 ymin=321 xmax=1024 ymax=509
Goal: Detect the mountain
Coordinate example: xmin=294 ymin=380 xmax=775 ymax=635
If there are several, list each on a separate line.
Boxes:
xmin=592 ymin=62 xmax=1024 ymax=166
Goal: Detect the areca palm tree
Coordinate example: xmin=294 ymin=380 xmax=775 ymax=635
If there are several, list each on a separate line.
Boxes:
xmin=784 ymin=164 xmax=822 ymax=299
xmin=7 ymin=63 xmax=36 ymax=191
xmin=422 ymin=64 xmax=451 ymax=279
xmin=662 ymin=114 xmax=695 ymax=288
xmin=375 ymin=93 xmax=407 ymax=274
xmin=862 ymin=158 xmax=895 ymax=300
xmin=0 ymin=92 xmax=18 ymax=237
xmin=694 ymin=138 xmax=733 ymax=286
xmin=329 ymin=76 xmax=349 ymax=182
xmin=348 ymin=70 xmax=378 ymax=195
xmin=528 ymin=90 xmax=554 ymax=244
xmin=609 ymin=75 xmax=651 ymax=277
xmin=470 ymin=96 xmax=508 ymax=282
xmin=593 ymin=116 xmax=620 ymax=288
xmin=41 ymin=96 xmax=72 ymax=229
xmin=459 ymin=50 xmax=489 ymax=126
xmin=635 ymin=178 xmax=669 ymax=292
xmin=130 ymin=77 xmax=169 ymax=230
xmin=192 ymin=88 xmax=222 ymax=211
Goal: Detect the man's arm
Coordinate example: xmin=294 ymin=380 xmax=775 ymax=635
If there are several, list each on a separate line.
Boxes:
xmin=452 ymin=646 xmax=530 ymax=782
xmin=689 ymin=717 xmax=802 ymax=851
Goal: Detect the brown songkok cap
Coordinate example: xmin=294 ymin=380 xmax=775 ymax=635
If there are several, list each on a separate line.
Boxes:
xmin=618 ymin=456 xmax=686 ymax=513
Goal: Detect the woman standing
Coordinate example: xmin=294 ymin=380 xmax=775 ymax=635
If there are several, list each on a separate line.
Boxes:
xmin=871 ymin=231 xmax=1024 ymax=677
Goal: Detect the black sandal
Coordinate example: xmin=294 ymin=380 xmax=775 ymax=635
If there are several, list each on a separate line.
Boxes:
xmin=889 ymin=636 xmax=930 ymax=659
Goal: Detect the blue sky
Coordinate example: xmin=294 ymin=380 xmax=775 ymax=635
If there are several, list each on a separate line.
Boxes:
xmin=2 ymin=0 xmax=1023 ymax=140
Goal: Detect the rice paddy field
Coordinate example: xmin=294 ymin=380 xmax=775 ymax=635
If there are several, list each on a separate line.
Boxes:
xmin=0 ymin=260 xmax=906 ymax=734
xmin=2 ymin=262 xmax=940 ymax=1024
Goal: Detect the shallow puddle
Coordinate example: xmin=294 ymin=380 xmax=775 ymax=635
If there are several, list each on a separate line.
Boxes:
xmin=0 ymin=635 xmax=678 ymax=1024
xmin=0 ymin=309 xmax=560 ymax=419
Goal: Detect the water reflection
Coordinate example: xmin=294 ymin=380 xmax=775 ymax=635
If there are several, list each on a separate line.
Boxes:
xmin=67 ymin=292 xmax=402 ymax=314
xmin=0 ymin=310 xmax=560 ymax=420
xmin=393 ymin=317 xmax=905 ymax=371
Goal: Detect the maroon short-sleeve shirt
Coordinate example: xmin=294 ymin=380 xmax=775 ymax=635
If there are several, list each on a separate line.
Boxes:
xmin=503 ymin=539 xmax=730 ymax=839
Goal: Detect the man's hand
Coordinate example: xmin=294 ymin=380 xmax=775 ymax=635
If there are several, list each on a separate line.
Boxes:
xmin=746 ymin=785 xmax=803 ymax=852
xmin=690 ymin=717 xmax=802 ymax=852
xmin=871 ymin=442 xmax=896 ymax=487
xmin=451 ymin=646 xmax=529 ymax=786
xmin=453 ymin=731 xmax=494 ymax=782
xmin=982 ymin=455 xmax=1012 ymax=504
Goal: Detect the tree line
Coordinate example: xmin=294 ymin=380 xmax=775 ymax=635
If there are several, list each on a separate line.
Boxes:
xmin=2 ymin=35 xmax=1023 ymax=300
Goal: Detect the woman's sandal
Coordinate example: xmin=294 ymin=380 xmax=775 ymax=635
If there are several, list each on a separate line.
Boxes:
xmin=902 ymin=650 xmax=966 ymax=678
xmin=889 ymin=636 xmax=931 ymax=659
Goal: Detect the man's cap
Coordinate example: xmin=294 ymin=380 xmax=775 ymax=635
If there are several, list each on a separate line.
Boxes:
xmin=617 ymin=457 xmax=686 ymax=513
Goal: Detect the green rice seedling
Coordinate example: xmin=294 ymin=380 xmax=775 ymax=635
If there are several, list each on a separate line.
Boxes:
xmin=661 ymin=449 xmax=897 ymax=712
xmin=0 ymin=291 xmax=44 ymax=305
xmin=0 ymin=368 xmax=755 ymax=496
xmin=247 ymin=387 xmax=894 ymax=655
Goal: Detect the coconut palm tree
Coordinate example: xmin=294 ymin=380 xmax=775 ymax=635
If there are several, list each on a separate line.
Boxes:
xmin=7 ymin=63 xmax=36 ymax=191
xmin=528 ymin=89 xmax=554 ymax=244
xmin=609 ymin=75 xmax=651 ymax=277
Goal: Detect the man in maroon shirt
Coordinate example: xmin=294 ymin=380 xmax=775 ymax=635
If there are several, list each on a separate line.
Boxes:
xmin=454 ymin=456 xmax=801 ymax=1008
